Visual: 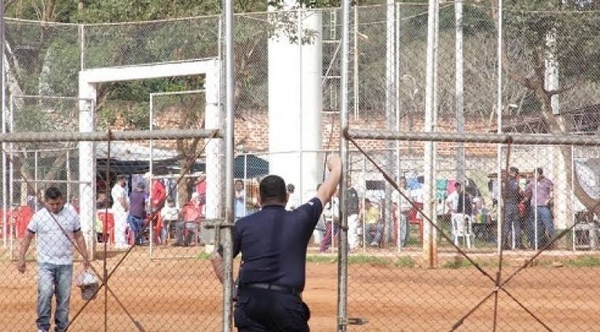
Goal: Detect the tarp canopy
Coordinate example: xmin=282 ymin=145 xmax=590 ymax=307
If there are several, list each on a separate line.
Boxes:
xmin=95 ymin=142 xmax=181 ymax=175
xmin=95 ymin=144 xmax=268 ymax=179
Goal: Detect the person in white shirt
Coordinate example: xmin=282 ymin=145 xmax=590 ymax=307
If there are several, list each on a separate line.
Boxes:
xmin=446 ymin=182 xmax=472 ymax=216
xmin=160 ymin=197 xmax=180 ymax=244
xmin=111 ymin=174 xmax=130 ymax=249
xmin=17 ymin=186 xmax=90 ymax=332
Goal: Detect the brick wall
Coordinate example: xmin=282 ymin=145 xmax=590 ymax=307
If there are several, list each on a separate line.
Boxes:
xmin=234 ymin=111 xmax=497 ymax=157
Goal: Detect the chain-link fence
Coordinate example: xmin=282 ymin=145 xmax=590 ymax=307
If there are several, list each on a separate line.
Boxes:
xmin=2 ymin=1 xmax=600 ymax=331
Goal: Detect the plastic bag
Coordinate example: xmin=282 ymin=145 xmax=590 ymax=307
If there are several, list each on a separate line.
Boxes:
xmin=76 ymin=269 xmax=99 ymax=301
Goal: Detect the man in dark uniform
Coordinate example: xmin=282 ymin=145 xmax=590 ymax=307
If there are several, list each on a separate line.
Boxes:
xmin=211 ymin=155 xmax=342 ymax=331
xmin=503 ymin=166 xmax=523 ymax=250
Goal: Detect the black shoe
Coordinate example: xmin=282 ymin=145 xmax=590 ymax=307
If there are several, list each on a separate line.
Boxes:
xmin=172 ymin=242 xmax=183 ymax=247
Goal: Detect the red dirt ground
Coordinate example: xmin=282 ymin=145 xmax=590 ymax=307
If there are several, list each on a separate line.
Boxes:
xmin=2 ymin=245 xmax=600 ymax=331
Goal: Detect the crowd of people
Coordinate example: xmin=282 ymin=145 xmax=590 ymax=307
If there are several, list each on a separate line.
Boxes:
xmin=56 ymin=165 xmax=556 ymax=252
xmin=440 ymin=167 xmax=555 ymax=250
xmin=14 ymin=156 xmax=560 ymax=332
xmin=94 ymin=172 xmax=205 ymax=248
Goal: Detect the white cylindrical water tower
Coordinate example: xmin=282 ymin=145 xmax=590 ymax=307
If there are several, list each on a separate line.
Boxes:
xmin=268 ymin=4 xmax=323 ymax=201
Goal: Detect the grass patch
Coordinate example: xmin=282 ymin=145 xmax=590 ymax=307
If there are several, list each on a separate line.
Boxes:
xmin=394 ymin=256 xmax=415 ymax=268
xmin=196 ymin=252 xmax=212 ymax=260
xmin=347 ymin=255 xmax=392 ymax=267
xmin=306 ymin=255 xmax=337 ymax=264
xmin=562 ymin=255 xmax=600 ymax=268
xmin=441 ymin=257 xmax=505 ymax=269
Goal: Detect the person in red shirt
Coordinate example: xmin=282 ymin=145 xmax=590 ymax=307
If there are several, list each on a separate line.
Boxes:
xmin=144 ymin=172 xmax=167 ymax=214
xmin=173 ymin=192 xmax=204 ymax=246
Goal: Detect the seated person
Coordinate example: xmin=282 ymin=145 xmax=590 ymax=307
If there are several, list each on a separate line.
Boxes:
xmin=174 ymin=192 xmax=204 ymax=246
xmin=160 ymin=197 xmax=180 ymax=244
xmin=362 ymin=198 xmax=383 ymax=247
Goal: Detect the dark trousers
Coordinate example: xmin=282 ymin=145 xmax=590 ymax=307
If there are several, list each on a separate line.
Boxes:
xmin=235 ymin=288 xmax=310 ymax=332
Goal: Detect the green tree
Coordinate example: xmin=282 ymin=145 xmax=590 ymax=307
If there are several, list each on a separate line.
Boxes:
xmin=490 ymin=0 xmax=600 ymax=212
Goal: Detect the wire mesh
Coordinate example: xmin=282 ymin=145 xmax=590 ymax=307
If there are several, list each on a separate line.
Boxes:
xmin=2 ymin=2 xmax=600 ymax=331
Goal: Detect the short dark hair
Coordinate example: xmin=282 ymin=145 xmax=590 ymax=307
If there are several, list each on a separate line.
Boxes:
xmin=509 ymin=167 xmax=519 ymax=174
xmin=537 ymin=168 xmax=543 ymax=175
xmin=260 ymin=175 xmax=287 ymax=203
xmin=45 ymin=187 xmax=63 ymax=200
xmin=117 ymin=174 xmax=128 ymax=181
xmin=235 ymin=179 xmax=244 ymax=185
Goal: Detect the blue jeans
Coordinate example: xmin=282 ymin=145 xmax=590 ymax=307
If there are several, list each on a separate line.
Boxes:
xmin=127 ymin=215 xmax=145 ymax=244
xmin=529 ymin=206 xmax=554 ymax=248
xmin=503 ymin=203 xmax=521 ymax=248
xmin=37 ymin=263 xmax=73 ymax=332
xmin=398 ymin=214 xmax=409 ymax=247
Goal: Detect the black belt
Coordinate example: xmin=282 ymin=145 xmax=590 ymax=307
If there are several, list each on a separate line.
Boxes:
xmin=241 ymin=283 xmax=302 ymax=296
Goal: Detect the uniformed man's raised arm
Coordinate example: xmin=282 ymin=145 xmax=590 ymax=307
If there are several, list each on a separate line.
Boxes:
xmin=317 ymin=155 xmax=342 ymax=207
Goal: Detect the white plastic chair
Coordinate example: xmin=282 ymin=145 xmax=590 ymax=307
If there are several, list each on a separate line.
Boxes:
xmin=451 ymin=213 xmax=474 ymax=248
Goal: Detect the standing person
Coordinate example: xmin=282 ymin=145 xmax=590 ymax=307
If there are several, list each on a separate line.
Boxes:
xmin=211 ymin=154 xmax=342 ymax=331
xmin=319 ymin=189 xmax=340 ymax=253
xmin=346 ymin=183 xmax=360 ymax=250
xmin=523 ymin=168 xmax=554 ymax=248
xmin=446 ymin=182 xmax=472 ymax=216
xmin=144 ymin=172 xmax=167 ymax=214
xmin=234 ymin=180 xmax=247 ymax=220
xmin=320 ymin=182 xmax=360 ymax=252
xmin=392 ymin=176 xmax=411 ymax=247
xmin=503 ymin=167 xmax=523 ymax=250
xmin=128 ymin=182 xmax=147 ymax=245
xmin=16 ymin=186 xmax=90 ymax=332
xmin=112 ymin=174 xmax=130 ymax=249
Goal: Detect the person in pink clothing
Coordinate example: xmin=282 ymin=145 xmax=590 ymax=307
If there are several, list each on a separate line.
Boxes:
xmin=173 ymin=192 xmax=204 ymax=246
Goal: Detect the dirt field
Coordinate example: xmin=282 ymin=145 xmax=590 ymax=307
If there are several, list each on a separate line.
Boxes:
xmin=2 ymin=245 xmax=600 ymax=331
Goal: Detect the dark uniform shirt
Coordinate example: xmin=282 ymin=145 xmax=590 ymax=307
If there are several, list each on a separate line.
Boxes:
xmin=233 ymin=197 xmax=323 ymax=292
xmin=505 ymin=177 xmax=521 ymax=204
xmin=129 ymin=190 xmax=146 ymax=219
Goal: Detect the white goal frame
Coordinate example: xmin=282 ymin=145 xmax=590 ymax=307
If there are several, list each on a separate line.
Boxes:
xmin=78 ymin=59 xmax=221 ymax=254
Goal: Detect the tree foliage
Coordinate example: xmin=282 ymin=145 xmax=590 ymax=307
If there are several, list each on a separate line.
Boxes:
xmin=492 ymin=0 xmax=600 ymax=213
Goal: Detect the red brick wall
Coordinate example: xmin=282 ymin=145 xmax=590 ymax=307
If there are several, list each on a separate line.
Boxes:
xmin=234 ymin=111 xmax=497 ymax=156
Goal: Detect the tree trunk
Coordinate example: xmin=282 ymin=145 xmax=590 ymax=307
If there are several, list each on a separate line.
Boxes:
xmin=490 ymin=0 xmax=600 ymax=217
xmin=534 ymin=86 xmax=600 ymax=215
